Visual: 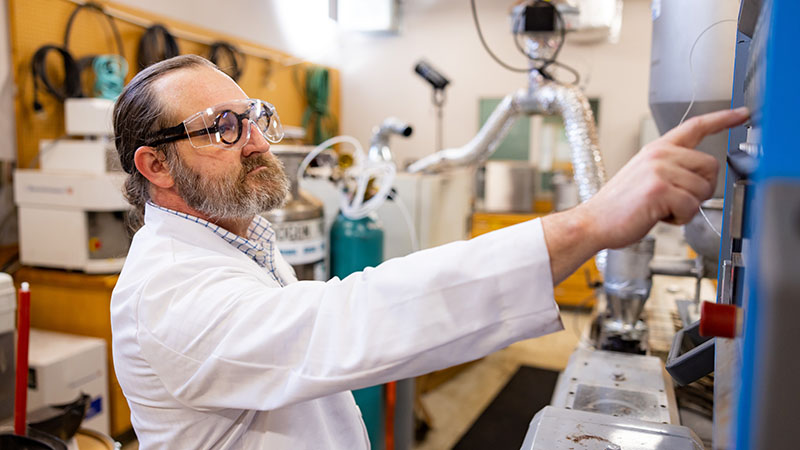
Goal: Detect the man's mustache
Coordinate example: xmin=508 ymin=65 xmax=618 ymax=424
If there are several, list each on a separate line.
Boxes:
xmin=240 ymin=153 xmax=278 ymax=174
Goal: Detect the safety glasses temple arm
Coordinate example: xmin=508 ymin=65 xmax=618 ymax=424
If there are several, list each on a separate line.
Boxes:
xmin=147 ymin=123 xmax=214 ymax=147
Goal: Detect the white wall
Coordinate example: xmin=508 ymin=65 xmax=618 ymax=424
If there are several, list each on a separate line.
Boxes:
xmin=339 ymin=0 xmax=654 ymax=176
xmin=111 ymin=0 xmax=654 ymax=175
xmin=112 ymin=0 xmax=341 ymax=66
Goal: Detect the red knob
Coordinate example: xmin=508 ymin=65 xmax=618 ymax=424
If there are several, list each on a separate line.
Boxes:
xmin=700 ymin=301 xmax=742 ymax=338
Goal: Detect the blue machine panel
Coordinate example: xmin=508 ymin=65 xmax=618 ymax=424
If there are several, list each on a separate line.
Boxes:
xmin=722 ymin=0 xmax=800 ymax=448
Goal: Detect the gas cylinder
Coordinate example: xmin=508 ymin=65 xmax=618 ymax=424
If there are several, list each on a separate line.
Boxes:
xmin=262 ymin=146 xmax=326 ymax=281
xmin=330 ymin=212 xmax=383 ymax=277
xmin=330 ymin=211 xmax=385 ymax=450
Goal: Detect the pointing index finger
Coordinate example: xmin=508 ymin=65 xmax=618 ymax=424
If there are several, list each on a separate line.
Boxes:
xmin=661 ymin=107 xmax=750 ymax=149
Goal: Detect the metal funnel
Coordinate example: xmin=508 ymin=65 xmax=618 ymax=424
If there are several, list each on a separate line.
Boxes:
xmin=604 ymin=237 xmax=656 ymax=329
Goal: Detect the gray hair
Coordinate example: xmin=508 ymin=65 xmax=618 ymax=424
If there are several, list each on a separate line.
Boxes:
xmin=113 ymin=54 xmax=218 ymax=230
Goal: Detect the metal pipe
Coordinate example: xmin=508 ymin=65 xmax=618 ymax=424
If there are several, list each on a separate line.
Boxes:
xmin=407 ymin=74 xmax=606 ymax=201
xmin=368 ymin=117 xmax=413 ymax=164
xmin=406 ymin=73 xmax=607 ymax=268
xmin=407 ymin=91 xmax=524 ymax=173
xmin=650 ymin=258 xmax=699 ymax=277
xmin=536 ymin=79 xmax=607 ymax=201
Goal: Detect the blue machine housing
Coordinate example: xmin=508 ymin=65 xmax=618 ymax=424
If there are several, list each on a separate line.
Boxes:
xmin=717 ymin=0 xmax=800 ymax=447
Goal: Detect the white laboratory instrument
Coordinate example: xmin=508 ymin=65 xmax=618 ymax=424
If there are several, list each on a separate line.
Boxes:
xmin=14 ymin=98 xmax=131 ymax=273
xmin=302 ymin=167 xmax=474 ymax=261
xmin=27 ymin=329 xmax=110 ymax=435
xmin=0 ymin=273 xmax=15 ymax=423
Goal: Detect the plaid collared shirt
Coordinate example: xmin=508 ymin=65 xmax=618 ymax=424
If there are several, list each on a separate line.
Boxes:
xmin=148 ymin=202 xmax=287 ymax=286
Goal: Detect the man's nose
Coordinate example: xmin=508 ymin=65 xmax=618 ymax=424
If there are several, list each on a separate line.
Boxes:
xmin=241 ymin=121 xmax=270 ymax=157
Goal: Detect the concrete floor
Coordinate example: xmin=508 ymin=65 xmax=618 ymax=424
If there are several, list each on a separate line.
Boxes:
xmin=120 ymin=310 xmax=590 ymax=450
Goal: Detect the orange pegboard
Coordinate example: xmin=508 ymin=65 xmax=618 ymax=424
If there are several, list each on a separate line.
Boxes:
xmin=8 ymin=0 xmax=340 ymax=167
xmin=470 ymin=211 xmax=600 ymax=308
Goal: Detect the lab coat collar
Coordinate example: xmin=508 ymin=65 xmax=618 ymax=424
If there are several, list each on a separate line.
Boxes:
xmin=143 ymin=203 xmax=265 ymax=268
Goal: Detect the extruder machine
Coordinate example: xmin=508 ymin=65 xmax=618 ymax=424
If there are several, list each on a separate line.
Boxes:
xmin=521 ymin=0 xmax=800 ymax=448
xmin=706 ymin=0 xmax=800 ymax=448
xmin=410 ymin=0 xmax=797 ymax=447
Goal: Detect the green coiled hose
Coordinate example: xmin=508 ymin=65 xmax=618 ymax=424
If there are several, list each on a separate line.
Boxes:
xmin=301 ymin=66 xmax=337 ymax=145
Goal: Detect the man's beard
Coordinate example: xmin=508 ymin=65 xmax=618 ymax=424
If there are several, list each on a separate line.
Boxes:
xmin=169 ymin=151 xmax=289 ymax=221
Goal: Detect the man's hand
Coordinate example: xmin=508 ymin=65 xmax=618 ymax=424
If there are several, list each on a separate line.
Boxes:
xmin=542 ymin=107 xmax=750 ymax=284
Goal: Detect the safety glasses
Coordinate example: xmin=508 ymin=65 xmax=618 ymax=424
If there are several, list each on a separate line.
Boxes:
xmin=147 ymin=98 xmax=284 ymax=150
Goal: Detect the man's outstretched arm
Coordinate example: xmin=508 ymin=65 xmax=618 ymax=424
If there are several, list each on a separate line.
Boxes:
xmin=542 ymin=107 xmax=750 ymax=284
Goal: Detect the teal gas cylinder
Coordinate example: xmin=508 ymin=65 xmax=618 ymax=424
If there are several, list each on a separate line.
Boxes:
xmin=330 ymin=212 xmax=383 ymax=277
xmin=330 ymin=212 xmax=385 ymax=450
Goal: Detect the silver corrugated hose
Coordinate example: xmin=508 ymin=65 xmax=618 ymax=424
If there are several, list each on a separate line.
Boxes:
xmin=407 ymin=77 xmax=605 ymax=200
xmin=526 ymin=77 xmax=608 ymax=271
xmin=535 ymin=81 xmax=607 ymax=201
xmin=406 ymin=91 xmax=525 ymax=173
xmin=406 ymin=74 xmax=608 ymax=269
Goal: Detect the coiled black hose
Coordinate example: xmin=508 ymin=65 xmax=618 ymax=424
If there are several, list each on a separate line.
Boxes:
xmin=207 ymin=41 xmax=244 ymax=81
xmin=137 ymin=24 xmax=179 ymax=69
xmin=30 ymin=45 xmax=82 ymax=111
xmin=63 ymin=2 xmax=125 ymax=57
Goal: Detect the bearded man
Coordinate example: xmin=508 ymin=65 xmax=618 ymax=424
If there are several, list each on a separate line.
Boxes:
xmin=110 ymin=54 xmax=747 ymax=449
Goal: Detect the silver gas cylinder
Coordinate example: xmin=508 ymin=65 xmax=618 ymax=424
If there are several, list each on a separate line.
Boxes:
xmin=262 ymin=146 xmax=326 ymax=281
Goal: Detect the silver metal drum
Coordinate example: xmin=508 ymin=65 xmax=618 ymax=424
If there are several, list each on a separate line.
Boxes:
xmin=262 ymin=146 xmax=326 ymax=281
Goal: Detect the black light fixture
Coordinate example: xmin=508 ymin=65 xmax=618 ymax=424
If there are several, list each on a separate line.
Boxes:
xmin=413 ymin=60 xmax=450 ymax=151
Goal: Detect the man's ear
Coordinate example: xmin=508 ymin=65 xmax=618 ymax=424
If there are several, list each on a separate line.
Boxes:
xmin=133 ymin=146 xmax=175 ymax=189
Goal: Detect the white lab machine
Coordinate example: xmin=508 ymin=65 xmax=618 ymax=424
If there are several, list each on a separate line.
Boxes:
xmin=383 ymin=168 xmax=474 ymax=258
xmin=14 ymin=98 xmax=131 ymax=273
xmin=27 ymin=329 xmax=110 ymax=435
xmin=302 ymin=167 xmax=474 ymax=261
xmin=0 ymin=273 xmax=15 ymax=423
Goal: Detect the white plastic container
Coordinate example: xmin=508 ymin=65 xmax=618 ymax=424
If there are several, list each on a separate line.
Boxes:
xmin=38 ymin=139 xmax=112 ymax=174
xmin=64 ymin=98 xmax=114 ymax=136
xmin=0 ymin=272 xmax=16 ymax=422
xmin=0 ymin=272 xmax=14 ymax=333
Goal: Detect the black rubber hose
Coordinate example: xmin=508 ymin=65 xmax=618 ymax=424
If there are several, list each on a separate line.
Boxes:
xmin=208 ymin=41 xmax=245 ymax=81
xmin=137 ymin=24 xmax=180 ymax=69
xmin=63 ymin=2 xmax=125 ymax=57
xmin=30 ymin=45 xmax=82 ymax=111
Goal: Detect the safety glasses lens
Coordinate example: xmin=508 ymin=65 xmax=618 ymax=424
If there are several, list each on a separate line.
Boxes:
xmin=184 ymin=115 xmax=214 ymax=148
xmin=256 ymin=103 xmax=283 ymax=143
xmin=182 ymin=99 xmax=282 ymax=149
xmin=217 ymin=110 xmax=240 ymax=145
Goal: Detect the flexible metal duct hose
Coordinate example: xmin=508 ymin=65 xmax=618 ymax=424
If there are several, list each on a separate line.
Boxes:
xmin=407 ymin=79 xmax=605 ymax=199
xmin=406 ymin=76 xmax=607 ymax=267
xmin=407 ymin=78 xmax=605 ymax=201
xmin=406 ymin=91 xmax=524 ymax=173
xmin=534 ymin=81 xmax=607 ymax=201
xmin=528 ymin=79 xmax=608 ymax=271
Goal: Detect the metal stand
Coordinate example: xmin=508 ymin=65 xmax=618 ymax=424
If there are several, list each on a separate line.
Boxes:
xmin=432 ymin=89 xmax=446 ymax=151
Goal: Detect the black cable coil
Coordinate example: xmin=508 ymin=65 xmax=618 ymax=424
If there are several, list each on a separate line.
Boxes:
xmin=63 ymin=2 xmax=125 ymax=57
xmin=207 ymin=41 xmax=245 ymax=81
xmin=137 ymin=24 xmax=180 ymax=69
xmin=61 ymin=2 xmax=127 ymax=100
xmin=30 ymin=45 xmax=82 ymax=112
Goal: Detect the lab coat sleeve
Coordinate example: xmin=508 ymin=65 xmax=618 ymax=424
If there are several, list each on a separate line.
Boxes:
xmin=135 ymin=218 xmax=562 ymax=411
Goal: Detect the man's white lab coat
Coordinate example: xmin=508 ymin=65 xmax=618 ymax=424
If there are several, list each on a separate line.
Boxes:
xmin=111 ymin=204 xmax=563 ymax=449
